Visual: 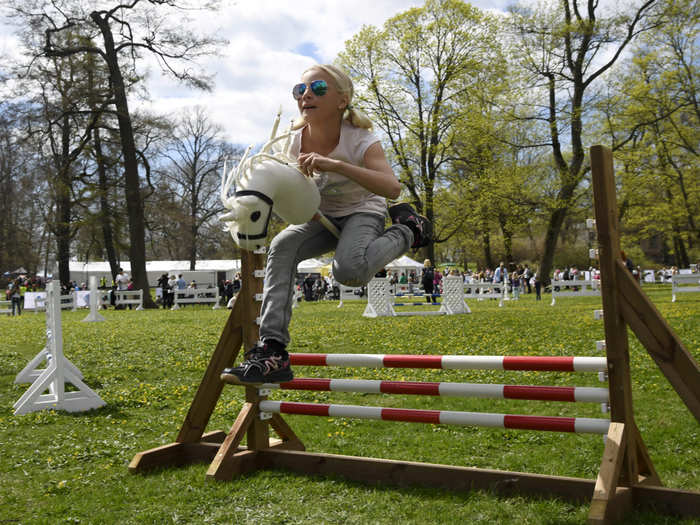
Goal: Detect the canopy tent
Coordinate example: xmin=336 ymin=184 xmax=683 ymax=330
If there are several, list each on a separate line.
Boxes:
xmin=68 ymin=260 xmax=241 ymax=287
xmin=296 ymin=258 xmax=326 ymax=274
xmin=385 ymin=255 xmax=423 ymax=273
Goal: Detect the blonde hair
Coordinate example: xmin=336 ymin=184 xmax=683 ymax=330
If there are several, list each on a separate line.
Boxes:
xmin=291 ymin=64 xmax=373 ymax=131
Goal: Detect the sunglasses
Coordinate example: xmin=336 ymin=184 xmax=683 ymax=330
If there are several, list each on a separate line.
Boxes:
xmin=292 ymin=79 xmax=328 ymax=100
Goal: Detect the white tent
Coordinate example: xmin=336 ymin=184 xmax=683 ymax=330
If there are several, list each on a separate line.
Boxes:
xmin=296 ymin=258 xmax=326 ymax=274
xmin=386 ymin=255 xmax=424 ymax=272
xmin=69 ymin=260 xmax=241 ymax=287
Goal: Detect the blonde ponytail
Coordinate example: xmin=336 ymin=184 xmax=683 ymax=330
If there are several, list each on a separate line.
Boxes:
xmin=344 ymin=106 xmax=373 ymax=130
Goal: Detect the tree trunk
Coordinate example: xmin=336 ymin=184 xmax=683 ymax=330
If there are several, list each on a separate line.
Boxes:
xmin=92 ymin=11 xmax=155 ymax=307
xmin=498 ymin=213 xmax=513 ymax=268
xmin=56 ymin=114 xmax=72 ymax=286
xmin=93 ymin=127 xmax=120 ymax=281
xmin=482 ymin=222 xmax=493 ymax=270
xmin=539 ymin=206 xmax=568 ymax=287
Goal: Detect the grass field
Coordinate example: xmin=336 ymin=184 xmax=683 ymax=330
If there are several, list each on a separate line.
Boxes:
xmin=1 ymin=286 xmax=698 ymax=524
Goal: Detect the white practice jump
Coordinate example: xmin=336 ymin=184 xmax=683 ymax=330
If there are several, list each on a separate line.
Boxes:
xmin=363 ymin=275 xmax=470 ymax=318
xmin=550 ymin=279 xmax=601 ymax=305
xmin=114 ymin=289 xmax=144 ymax=310
xmin=671 ymin=274 xmax=700 ymax=302
xmin=82 ymin=276 xmax=106 ymax=322
xmin=13 ymin=281 xmax=105 ymax=415
xmin=463 ymin=281 xmax=508 ymax=307
xmin=171 ymin=288 xmax=221 ymax=310
xmin=0 ymin=300 xmax=11 ymax=315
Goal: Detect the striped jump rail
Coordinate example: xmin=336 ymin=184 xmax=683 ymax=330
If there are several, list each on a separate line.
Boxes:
xmin=258 ymin=378 xmax=609 ymax=403
xmin=258 ymin=400 xmax=610 ymax=434
xmin=224 ymin=352 xmax=611 ymax=435
xmin=288 ymin=353 xmax=607 ymax=372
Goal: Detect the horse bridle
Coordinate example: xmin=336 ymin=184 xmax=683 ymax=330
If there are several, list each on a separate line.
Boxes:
xmin=234 ymin=190 xmax=274 ymax=241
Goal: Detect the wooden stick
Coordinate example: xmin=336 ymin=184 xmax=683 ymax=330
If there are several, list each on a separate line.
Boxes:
xmin=589 ymin=423 xmax=628 ymax=524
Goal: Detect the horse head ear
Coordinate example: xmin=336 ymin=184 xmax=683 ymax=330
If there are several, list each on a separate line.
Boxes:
xmin=219 ymin=207 xmax=239 ymax=223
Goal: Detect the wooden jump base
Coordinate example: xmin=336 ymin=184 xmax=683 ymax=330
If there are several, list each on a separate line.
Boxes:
xmin=130 ymin=146 xmax=700 ymax=524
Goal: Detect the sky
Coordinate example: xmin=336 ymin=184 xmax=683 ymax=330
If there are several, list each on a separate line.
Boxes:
xmin=0 ymin=0 xmax=511 ymax=146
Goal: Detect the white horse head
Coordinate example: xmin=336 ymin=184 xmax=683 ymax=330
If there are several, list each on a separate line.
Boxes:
xmin=220 ymin=112 xmax=321 ymax=251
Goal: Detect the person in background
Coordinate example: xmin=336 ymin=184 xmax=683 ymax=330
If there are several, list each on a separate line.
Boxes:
xmin=9 ymin=278 xmax=22 ymax=316
xmin=167 ymin=274 xmax=178 ymax=308
xmin=421 ymin=259 xmax=436 ymax=304
xmin=157 ymin=273 xmax=170 ymax=309
xmin=115 ymin=268 xmax=129 ymax=291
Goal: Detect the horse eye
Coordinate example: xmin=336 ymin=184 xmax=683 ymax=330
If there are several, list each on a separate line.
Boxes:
xmin=250 ymin=211 xmax=261 ymax=222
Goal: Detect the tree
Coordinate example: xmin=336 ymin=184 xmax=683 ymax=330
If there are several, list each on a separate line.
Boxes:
xmin=595 ymin=0 xmax=699 ymax=266
xmin=9 ymin=0 xmax=223 ymax=305
xmin=154 ymin=106 xmax=239 ymax=269
xmin=339 ymin=0 xmax=505 ymax=263
xmin=507 ymin=0 xmax=660 ymax=283
xmin=0 ymin=102 xmax=50 ymax=277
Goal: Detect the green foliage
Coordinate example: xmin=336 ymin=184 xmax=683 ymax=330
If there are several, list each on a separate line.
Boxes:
xmin=1 ymin=290 xmax=698 ymax=523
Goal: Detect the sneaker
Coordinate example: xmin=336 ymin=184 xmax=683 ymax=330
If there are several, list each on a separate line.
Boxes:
xmin=221 ymin=342 xmax=293 ymax=384
xmin=388 ymin=203 xmax=433 ymax=249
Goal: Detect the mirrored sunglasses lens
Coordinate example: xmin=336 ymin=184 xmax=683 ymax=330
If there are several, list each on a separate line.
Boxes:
xmin=311 ymin=80 xmax=328 ymax=96
xmin=292 ymin=83 xmax=306 ymax=100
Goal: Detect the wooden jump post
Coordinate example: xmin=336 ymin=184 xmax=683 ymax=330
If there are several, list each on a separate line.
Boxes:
xmin=130 ymin=146 xmax=700 ymax=524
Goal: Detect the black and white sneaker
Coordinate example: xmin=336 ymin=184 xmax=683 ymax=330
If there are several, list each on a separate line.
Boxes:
xmin=221 ymin=342 xmax=293 ymax=384
xmin=388 ymin=203 xmax=433 ymax=249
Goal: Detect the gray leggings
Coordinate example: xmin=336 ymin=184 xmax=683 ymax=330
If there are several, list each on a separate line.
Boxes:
xmin=259 ymin=212 xmax=412 ymax=346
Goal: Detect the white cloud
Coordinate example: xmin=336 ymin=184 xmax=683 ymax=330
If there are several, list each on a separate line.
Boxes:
xmin=1 ymin=0 xmax=510 ymax=144
xmin=137 ymin=0 xmax=510 ymax=145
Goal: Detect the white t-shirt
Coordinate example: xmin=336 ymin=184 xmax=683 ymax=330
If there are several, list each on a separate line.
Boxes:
xmin=290 ymin=121 xmax=388 ymax=218
xmin=116 ymin=273 xmax=129 ymax=290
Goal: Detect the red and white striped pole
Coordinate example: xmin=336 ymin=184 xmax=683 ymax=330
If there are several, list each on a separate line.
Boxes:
xmin=260 ymin=378 xmax=609 ymax=403
xmin=259 ymin=400 xmax=610 ymax=434
xmin=289 ymin=353 xmax=606 ymax=372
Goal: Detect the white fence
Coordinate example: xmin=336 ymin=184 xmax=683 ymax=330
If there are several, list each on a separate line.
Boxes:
xmin=171 ymin=288 xmax=221 ymax=310
xmin=463 ymin=281 xmax=507 ymax=307
xmin=0 ymin=299 xmax=11 ymax=315
xmin=671 ymin=274 xmax=700 ymax=302
xmin=114 ymin=289 xmax=144 ymax=310
xmin=550 ymin=279 xmax=600 ymax=305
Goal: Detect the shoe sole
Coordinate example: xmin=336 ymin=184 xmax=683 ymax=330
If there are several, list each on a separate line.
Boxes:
xmin=220 ymin=369 xmax=294 ymax=385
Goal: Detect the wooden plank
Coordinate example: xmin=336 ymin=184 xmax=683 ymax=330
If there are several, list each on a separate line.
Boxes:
xmin=589 ymin=423 xmax=628 ymax=524
xmin=206 ymin=402 xmax=258 ymax=481
xmin=245 ymin=385 xmax=270 ymax=451
xmin=258 ymin=449 xmax=596 ymax=502
xmin=590 ymin=145 xmax=641 ymax=485
xmin=207 ymin=449 xmax=260 ymax=482
xmin=269 ymin=413 xmax=305 ymax=451
xmin=240 ymin=250 xmax=264 ymax=350
xmin=176 ymin=296 xmax=244 ymax=443
xmin=632 ymin=485 xmax=700 ymax=518
xmin=129 ymin=431 xmax=226 ymax=472
xmin=615 ymin=262 xmax=700 ymax=422
xmin=628 ymin=424 xmax=661 ymax=486
xmin=254 ymin=449 xmax=699 ymax=518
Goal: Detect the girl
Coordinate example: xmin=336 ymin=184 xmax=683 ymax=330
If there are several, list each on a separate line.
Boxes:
xmin=224 ymin=64 xmax=431 ymax=383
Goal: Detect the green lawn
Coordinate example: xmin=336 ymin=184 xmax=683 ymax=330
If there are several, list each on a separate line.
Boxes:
xmin=1 ymin=287 xmax=698 ymax=524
